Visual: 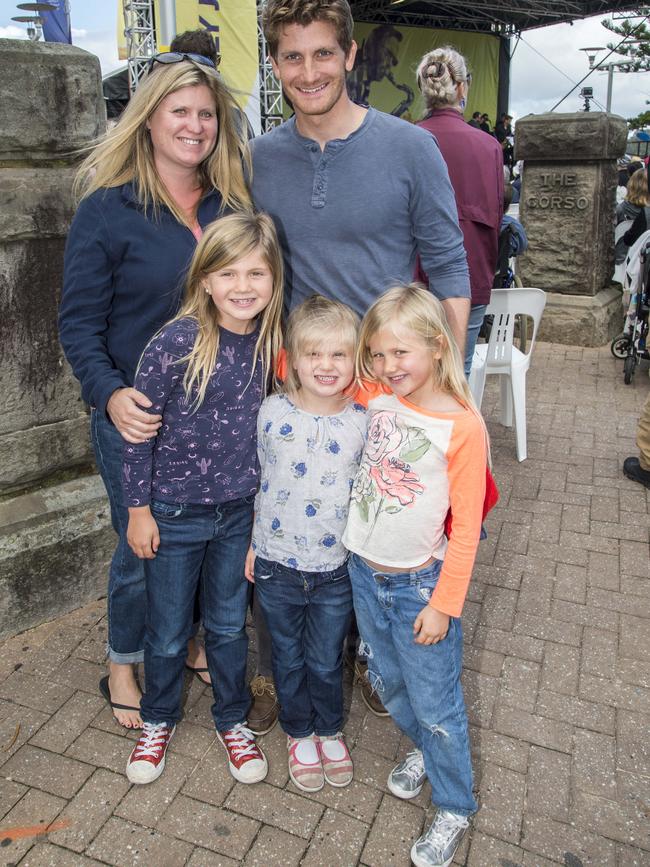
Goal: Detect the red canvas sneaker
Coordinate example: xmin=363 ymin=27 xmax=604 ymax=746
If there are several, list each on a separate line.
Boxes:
xmin=126 ymin=721 xmax=175 ymax=784
xmin=217 ymin=722 xmax=268 ymax=783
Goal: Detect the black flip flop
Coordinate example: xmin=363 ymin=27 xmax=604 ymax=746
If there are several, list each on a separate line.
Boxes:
xmin=99 ymin=676 xmax=142 ymax=728
xmin=185 ymin=664 xmax=211 ymax=686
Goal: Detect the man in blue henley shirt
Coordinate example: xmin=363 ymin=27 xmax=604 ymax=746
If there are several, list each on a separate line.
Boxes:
xmin=252 ymin=0 xmax=471 ymax=353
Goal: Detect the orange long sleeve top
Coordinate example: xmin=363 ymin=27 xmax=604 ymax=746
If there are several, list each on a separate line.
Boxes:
xmin=342 ymin=384 xmax=487 ymax=618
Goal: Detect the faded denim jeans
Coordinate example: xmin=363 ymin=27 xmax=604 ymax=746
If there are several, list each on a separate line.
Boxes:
xmin=348 ymin=553 xmax=477 ymax=816
xmin=465 ymin=303 xmax=488 ymax=378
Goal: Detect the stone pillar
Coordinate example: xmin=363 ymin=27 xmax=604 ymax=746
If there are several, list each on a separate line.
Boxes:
xmin=515 ymin=112 xmax=627 ymax=345
xmin=0 ymin=40 xmax=113 ymax=639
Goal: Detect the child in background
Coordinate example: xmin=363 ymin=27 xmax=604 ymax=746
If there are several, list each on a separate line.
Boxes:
xmin=123 ymin=213 xmax=283 ymax=785
xmin=245 ymin=296 xmax=366 ymax=792
xmin=343 ymin=285 xmax=488 ymax=867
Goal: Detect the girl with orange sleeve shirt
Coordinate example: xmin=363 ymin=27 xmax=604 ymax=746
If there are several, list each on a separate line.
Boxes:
xmin=342 ymin=284 xmax=489 ymax=867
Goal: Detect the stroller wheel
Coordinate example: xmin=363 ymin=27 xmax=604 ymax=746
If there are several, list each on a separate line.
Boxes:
xmin=611 ymin=334 xmax=631 ymax=359
xmin=624 ymin=355 xmax=635 ymax=384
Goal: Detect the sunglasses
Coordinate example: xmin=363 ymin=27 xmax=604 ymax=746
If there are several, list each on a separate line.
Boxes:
xmin=146 ymin=52 xmax=220 ymax=75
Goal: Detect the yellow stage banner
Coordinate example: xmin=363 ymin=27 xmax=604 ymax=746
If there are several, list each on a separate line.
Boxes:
xmin=118 ymin=0 xmax=260 ymax=132
xmin=350 ymin=23 xmax=499 ymax=124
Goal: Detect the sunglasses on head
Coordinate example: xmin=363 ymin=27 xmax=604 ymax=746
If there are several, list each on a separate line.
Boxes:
xmin=146 ymin=52 xmax=219 ymax=75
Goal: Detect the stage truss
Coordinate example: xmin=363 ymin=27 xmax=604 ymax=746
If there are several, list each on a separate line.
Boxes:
xmin=350 ymin=0 xmax=644 ymax=35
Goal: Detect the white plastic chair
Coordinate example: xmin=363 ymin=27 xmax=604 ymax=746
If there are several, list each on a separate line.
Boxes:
xmin=469 ymin=287 xmax=547 ymax=462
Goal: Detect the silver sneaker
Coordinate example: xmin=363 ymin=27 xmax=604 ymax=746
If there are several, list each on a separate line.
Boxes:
xmin=411 ymin=809 xmax=470 ymax=867
xmin=387 ymin=748 xmax=426 ymax=799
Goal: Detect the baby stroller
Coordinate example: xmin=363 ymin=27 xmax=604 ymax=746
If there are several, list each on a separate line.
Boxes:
xmin=611 ymin=234 xmax=650 ymax=384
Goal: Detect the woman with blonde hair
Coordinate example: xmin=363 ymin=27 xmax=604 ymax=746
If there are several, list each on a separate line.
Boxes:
xmin=59 ymin=53 xmax=250 ymax=728
xmin=617 ymin=167 xmax=649 ymax=225
xmin=415 ymin=45 xmax=504 ymax=377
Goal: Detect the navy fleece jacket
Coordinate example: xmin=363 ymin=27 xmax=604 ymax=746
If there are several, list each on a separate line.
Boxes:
xmin=59 ymin=183 xmax=226 ymax=416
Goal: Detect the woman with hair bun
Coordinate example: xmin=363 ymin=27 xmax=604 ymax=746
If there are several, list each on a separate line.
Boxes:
xmin=416 ymin=46 xmax=504 ymax=376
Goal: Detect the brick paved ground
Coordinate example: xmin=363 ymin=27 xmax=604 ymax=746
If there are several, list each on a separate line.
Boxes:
xmin=0 ymin=343 xmax=648 ymax=867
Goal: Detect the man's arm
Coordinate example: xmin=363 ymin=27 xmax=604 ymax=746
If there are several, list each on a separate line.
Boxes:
xmin=442 ymin=297 xmax=470 ymax=359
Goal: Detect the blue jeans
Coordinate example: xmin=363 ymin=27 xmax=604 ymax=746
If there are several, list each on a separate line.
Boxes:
xmin=140 ymin=497 xmax=254 ymax=730
xmin=91 ymin=409 xmax=145 ymax=663
xmin=348 ymin=553 xmax=477 ymax=816
xmin=464 ymin=303 xmax=488 ymax=378
xmin=254 ymin=556 xmax=353 ymax=738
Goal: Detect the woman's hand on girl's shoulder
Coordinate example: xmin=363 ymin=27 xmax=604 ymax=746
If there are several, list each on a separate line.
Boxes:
xmin=127 ymin=506 xmax=160 ymax=559
xmin=244 ymin=546 xmax=256 ymax=584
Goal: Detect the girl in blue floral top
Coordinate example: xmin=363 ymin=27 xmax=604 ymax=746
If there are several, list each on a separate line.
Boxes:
xmin=245 ymin=295 xmax=366 ymax=793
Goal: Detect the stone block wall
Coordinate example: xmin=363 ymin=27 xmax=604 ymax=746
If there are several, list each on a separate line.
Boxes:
xmin=0 ymin=40 xmax=113 ymax=639
xmin=514 ymin=112 xmax=627 ymax=345
xmin=0 ymin=41 xmax=106 ymax=494
xmin=517 ymin=162 xmax=618 ymax=297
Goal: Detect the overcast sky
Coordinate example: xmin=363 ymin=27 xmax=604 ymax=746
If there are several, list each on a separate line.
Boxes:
xmin=1 ymin=2 xmax=648 ymax=123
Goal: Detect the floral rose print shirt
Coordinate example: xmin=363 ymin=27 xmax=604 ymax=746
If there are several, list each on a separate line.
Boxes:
xmin=252 ymin=393 xmax=367 ymax=572
xmin=342 ymin=390 xmax=487 ymax=618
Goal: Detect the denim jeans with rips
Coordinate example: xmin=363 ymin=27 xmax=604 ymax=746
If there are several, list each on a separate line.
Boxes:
xmin=348 ymin=553 xmax=477 ymax=816
xmin=253 ymin=555 xmax=353 ymax=738
xmin=139 ymin=496 xmax=253 ymax=731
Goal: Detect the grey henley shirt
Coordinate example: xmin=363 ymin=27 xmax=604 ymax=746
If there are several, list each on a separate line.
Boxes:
xmin=251 ymin=107 xmax=470 ymax=315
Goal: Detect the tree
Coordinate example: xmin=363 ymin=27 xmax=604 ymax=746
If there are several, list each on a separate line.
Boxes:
xmin=602 ymin=15 xmax=650 ymax=71
xmin=627 ymin=109 xmax=650 ymax=129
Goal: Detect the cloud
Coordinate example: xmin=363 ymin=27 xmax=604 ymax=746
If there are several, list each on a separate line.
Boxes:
xmin=0 ymin=22 xmax=120 ymax=74
xmin=510 ymin=14 xmax=649 ymax=122
xmin=73 ymin=29 xmax=121 ymax=75
xmin=0 ymin=24 xmax=28 ymax=39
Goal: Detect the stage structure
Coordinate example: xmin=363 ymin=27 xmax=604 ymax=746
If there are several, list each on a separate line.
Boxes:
xmin=258 ymin=12 xmax=284 ymax=132
xmin=349 ymin=0 xmax=642 ymax=121
xmin=115 ymin=0 xmax=643 ymax=134
xmin=122 ymin=0 xmax=156 ymax=92
xmin=118 ymin=0 xmax=261 ymax=133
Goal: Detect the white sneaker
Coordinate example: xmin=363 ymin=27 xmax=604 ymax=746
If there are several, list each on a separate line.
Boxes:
xmin=126 ymin=722 xmax=175 ymax=785
xmin=387 ymin=748 xmax=426 ymax=799
xmin=217 ymin=722 xmax=268 ymax=784
xmin=411 ymin=809 xmax=470 ymax=867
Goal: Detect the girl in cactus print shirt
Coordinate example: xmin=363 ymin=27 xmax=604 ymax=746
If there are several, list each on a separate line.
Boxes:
xmin=245 ymin=296 xmax=366 ymax=795
xmin=121 ymin=214 xmax=283 ymax=790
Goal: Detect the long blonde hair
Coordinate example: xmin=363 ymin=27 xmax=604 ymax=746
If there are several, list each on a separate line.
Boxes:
xmin=283 ymin=295 xmax=360 ymax=396
xmin=74 ymin=60 xmax=251 ymax=223
xmin=625 ymin=168 xmax=649 ymax=206
xmin=170 ymin=212 xmax=283 ymax=410
xmin=357 ymin=284 xmax=488 ymax=432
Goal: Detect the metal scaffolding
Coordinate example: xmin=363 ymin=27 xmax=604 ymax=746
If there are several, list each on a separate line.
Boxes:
xmin=257 ymin=5 xmax=284 ymax=132
xmin=349 ymin=0 xmax=643 ymax=35
xmin=123 ymin=0 xmax=157 ymax=94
